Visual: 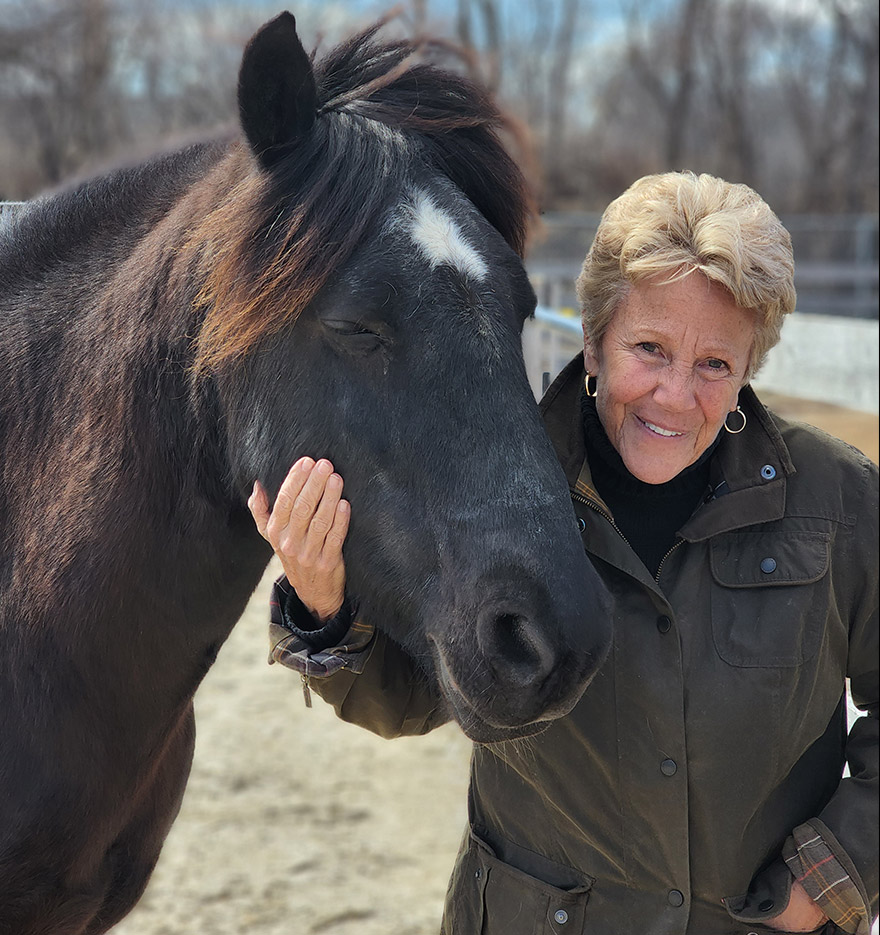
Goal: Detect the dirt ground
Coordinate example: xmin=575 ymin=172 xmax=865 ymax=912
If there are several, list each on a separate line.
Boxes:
xmin=110 ymin=395 xmax=878 ymax=935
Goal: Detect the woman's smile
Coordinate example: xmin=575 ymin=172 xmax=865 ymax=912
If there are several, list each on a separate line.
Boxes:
xmin=635 ymin=415 xmax=686 ymax=438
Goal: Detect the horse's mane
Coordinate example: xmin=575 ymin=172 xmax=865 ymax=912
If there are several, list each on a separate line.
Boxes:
xmin=192 ymin=22 xmax=534 ymax=373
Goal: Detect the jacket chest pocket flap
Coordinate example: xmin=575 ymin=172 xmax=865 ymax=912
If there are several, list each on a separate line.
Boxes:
xmin=710 ymin=530 xmax=831 ymax=667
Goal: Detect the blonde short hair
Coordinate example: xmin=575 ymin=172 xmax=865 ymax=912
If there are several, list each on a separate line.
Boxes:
xmin=576 ymin=171 xmax=796 ymax=379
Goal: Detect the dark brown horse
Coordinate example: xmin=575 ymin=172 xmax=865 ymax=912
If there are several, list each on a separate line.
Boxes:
xmin=0 ymin=13 xmax=611 ymax=934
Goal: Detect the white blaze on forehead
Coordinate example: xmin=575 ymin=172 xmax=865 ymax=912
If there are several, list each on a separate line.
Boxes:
xmin=407 ymin=191 xmax=489 ymax=282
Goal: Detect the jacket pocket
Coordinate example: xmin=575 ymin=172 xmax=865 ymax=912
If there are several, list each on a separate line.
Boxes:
xmin=710 ymin=530 xmax=830 ymax=667
xmin=446 ymin=829 xmax=593 ymax=935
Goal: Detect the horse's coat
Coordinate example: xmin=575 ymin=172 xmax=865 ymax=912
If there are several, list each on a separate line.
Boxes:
xmin=0 ymin=12 xmax=611 ymax=934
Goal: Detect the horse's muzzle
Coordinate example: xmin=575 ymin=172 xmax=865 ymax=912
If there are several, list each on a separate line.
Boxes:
xmin=428 ymin=574 xmax=612 ymax=738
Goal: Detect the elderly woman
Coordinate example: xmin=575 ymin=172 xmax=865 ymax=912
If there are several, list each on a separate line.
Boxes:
xmin=249 ymin=172 xmax=878 ymax=934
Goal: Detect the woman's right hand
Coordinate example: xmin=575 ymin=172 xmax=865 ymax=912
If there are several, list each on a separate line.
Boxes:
xmin=248 ymin=457 xmax=350 ymax=622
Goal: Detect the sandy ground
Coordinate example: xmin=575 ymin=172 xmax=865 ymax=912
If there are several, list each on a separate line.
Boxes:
xmin=110 ymin=396 xmax=878 ymax=935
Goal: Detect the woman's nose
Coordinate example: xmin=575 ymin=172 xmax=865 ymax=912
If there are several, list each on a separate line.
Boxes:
xmin=652 ymin=363 xmax=696 ymax=410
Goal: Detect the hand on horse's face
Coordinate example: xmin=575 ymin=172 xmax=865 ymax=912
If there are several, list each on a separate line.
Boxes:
xmin=248 ymin=458 xmax=350 ymax=622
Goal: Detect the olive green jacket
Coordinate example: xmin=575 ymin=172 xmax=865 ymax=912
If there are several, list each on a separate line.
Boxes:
xmin=305 ymin=357 xmax=879 ymax=935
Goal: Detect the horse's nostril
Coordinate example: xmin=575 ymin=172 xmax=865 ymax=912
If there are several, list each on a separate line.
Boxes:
xmin=478 ymin=610 xmax=556 ymax=685
xmin=496 ymin=614 xmax=539 ymax=666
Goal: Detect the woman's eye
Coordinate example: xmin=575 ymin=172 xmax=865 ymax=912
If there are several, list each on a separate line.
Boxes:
xmin=638 ymin=342 xmax=659 ymax=354
xmin=705 ymin=358 xmax=729 ymax=372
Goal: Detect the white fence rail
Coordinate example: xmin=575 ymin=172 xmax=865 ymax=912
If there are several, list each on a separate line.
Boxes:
xmin=0 ymin=200 xmax=24 ymax=223
xmin=522 ymin=308 xmax=584 ymax=399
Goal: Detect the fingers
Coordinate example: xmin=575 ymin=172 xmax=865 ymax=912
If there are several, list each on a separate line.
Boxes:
xmin=266 ymin=457 xmax=316 ymax=540
xmin=249 ymin=458 xmax=350 ymax=558
xmin=247 ymin=479 xmax=270 ymax=539
xmin=323 ymin=498 xmax=351 ymax=562
xmin=302 ymin=468 xmax=344 ymax=561
xmin=248 ymin=458 xmax=350 ymax=622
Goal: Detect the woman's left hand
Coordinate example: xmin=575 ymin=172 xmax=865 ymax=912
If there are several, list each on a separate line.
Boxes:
xmin=766 ymin=879 xmax=828 ymax=931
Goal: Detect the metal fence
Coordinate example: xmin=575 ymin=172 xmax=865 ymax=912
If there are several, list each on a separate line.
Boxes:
xmin=5 ymin=202 xmax=876 ymax=318
xmin=529 ymin=212 xmax=879 ymax=320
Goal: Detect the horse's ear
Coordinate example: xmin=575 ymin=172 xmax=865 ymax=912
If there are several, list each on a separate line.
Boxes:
xmin=238 ymin=12 xmax=317 ymax=169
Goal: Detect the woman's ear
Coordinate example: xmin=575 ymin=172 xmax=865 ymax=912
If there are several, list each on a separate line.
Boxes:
xmin=583 ymin=338 xmax=599 ymax=375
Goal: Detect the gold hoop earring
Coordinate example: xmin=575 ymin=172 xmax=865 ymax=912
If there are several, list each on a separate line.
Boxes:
xmin=724 ymin=406 xmax=747 ymax=434
xmin=584 ymin=373 xmax=598 ymax=398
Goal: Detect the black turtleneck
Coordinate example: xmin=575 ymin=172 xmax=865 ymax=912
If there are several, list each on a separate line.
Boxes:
xmin=581 ymin=392 xmax=720 ymax=576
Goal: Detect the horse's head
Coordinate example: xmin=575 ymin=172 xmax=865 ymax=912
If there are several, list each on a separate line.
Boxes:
xmin=200 ymin=13 xmax=611 ymax=742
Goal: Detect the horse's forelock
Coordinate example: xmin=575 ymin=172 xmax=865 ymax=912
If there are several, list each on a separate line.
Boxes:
xmin=191 ymin=24 xmax=533 ymax=375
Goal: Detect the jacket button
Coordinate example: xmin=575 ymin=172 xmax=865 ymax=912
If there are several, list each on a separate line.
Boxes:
xmin=554 ymin=909 xmax=569 ymax=924
xmin=667 ymin=890 xmax=684 ymax=907
xmin=761 ymin=464 xmax=776 ymax=479
xmin=657 ymin=615 xmax=672 ymax=634
xmin=760 ymin=557 xmax=777 ymax=574
xmin=660 ymin=758 xmax=678 ymax=776
xmin=759 ymin=899 xmax=775 ymax=911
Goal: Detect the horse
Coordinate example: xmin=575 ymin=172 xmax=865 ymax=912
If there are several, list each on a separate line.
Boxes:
xmin=0 ymin=12 xmax=611 ymax=934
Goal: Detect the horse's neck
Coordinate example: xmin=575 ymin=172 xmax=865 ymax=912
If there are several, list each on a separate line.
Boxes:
xmin=52 ymin=486 xmax=271 ymax=756
xmin=1 ymin=141 xmax=280 ymax=792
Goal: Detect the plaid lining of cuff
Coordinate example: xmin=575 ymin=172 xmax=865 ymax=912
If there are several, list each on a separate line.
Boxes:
xmin=269 ymin=576 xmax=374 ymax=677
xmin=268 ymin=622 xmax=374 ymax=677
xmin=783 ymin=823 xmax=869 ymax=935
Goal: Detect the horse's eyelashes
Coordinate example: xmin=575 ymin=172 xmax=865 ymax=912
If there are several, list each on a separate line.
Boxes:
xmin=322 ymin=319 xmax=380 ymax=337
xmin=321 ymin=319 xmax=387 ymax=354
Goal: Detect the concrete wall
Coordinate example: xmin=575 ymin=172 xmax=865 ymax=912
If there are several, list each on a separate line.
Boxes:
xmin=752 ymin=313 xmax=879 ymax=414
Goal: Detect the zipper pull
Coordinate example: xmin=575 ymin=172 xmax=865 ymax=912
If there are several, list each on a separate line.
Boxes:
xmin=301 ymin=673 xmax=313 ymax=708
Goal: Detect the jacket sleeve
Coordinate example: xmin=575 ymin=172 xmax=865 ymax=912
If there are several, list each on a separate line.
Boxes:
xmin=809 ymin=454 xmax=880 ymax=929
xmin=268 ymin=577 xmax=450 ymax=740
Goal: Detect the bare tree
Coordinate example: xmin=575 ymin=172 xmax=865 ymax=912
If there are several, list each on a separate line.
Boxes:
xmin=622 ymin=0 xmax=707 ymax=168
xmin=0 ymin=1 xmax=114 ymax=188
xmin=455 ymin=0 xmax=502 ymax=92
xmin=0 ymin=0 xmax=876 ymax=214
xmin=702 ymin=0 xmax=769 ymax=183
xmin=543 ymin=0 xmax=584 ymax=187
xmin=774 ymin=0 xmax=879 ymax=211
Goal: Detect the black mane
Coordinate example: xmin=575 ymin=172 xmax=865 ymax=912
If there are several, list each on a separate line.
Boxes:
xmin=313 ymin=25 xmax=531 ymax=254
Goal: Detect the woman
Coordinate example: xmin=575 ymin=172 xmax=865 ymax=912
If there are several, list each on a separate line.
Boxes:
xmin=249 ymin=172 xmax=878 ymax=934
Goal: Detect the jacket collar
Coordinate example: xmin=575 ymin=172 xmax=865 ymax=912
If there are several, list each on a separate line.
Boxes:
xmin=539 ymin=355 xmax=795 ymax=542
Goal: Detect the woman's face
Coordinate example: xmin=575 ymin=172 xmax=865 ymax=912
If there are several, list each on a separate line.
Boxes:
xmin=584 ymin=274 xmax=755 ymax=485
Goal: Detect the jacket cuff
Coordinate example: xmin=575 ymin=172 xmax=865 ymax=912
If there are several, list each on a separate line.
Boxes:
xmin=783 ymin=821 xmax=872 ymax=935
xmin=268 ymin=576 xmax=375 ymax=678
xmin=274 ymin=577 xmax=353 ymax=650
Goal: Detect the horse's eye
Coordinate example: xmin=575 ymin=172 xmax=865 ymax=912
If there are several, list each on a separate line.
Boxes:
xmin=321 ymin=318 xmax=385 ymax=354
xmin=322 ymin=319 xmax=378 ymax=337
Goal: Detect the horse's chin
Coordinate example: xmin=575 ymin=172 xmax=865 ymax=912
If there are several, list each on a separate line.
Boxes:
xmin=431 ymin=652 xmax=554 ymax=744
xmin=455 ymin=708 xmax=552 ymax=745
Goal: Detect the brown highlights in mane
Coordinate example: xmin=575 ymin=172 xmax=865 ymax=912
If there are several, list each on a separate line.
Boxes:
xmin=190 ymin=21 xmax=534 ymax=375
